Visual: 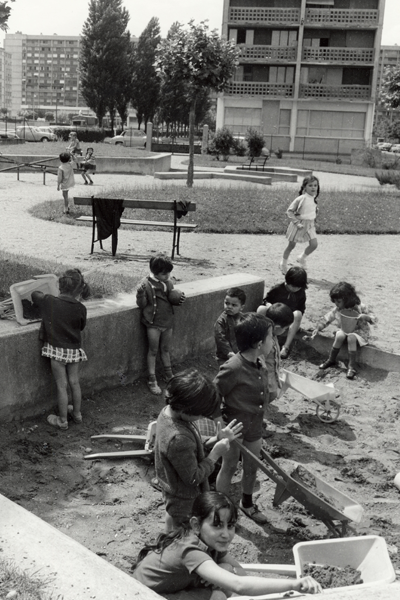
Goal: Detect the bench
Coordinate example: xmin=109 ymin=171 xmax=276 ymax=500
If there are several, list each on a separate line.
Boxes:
xmin=73 ymin=196 xmax=197 ymax=259
xmin=241 ymin=152 xmax=270 ymax=171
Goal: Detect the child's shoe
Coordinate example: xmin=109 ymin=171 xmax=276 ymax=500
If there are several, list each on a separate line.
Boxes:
xmin=47 ymin=414 xmax=68 ymax=430
xmin=319 ymin=359 xmax=336 ymax=369
xmin=346 ymin=367 xmax=356 ymax=380
xmin=67 ymin=404 xmax=83 ymax=423
xmin=147 ymin=379 xmax=162 ymax=395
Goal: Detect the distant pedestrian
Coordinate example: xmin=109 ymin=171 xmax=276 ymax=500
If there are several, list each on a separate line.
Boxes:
xmin=280 ymin=175 xmax=320 ymax=274
xmin=57 ymin=152 xmax=75 ymax=214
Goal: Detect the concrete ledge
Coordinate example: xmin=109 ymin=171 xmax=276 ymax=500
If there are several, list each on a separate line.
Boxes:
xmin=0 ymin=152 xmax=172 ymax=175
xmin=224 ymin=166 xmax=297 ymax=182
xmin=0 ymin=273 xmax=264 ymax=421
xmin=154 ymin=171 xmax=272 ymax=185
xmin=298 ymin=331 xmax=400 ymax=373
xmin=0 ymin=493 xmax=161 ymax=600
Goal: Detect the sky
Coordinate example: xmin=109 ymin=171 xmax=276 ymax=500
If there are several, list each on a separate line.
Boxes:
xmin=0 ymin=0 xmax=399 ymax=45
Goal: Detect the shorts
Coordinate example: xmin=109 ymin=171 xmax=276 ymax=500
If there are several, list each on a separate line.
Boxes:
xmin=42 ymin=343 xmax=87 ymax=364
xmin=222 ymin=406 xmax=263 ymax=443
xmin=163 ymin=490 xmax=195 ymax=527
xmin=146 ymin=325 xmax=171 ymax=333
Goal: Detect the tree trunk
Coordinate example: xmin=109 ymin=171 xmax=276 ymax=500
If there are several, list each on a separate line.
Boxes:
xmin=187 ymin=98 xmax=196 ymax=188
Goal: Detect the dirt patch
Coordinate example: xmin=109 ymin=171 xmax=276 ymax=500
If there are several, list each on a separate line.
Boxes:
xmin=1 ymin=350 xmax=399 ymax=579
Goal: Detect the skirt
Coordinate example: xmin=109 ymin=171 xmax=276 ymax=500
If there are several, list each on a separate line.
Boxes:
xmin=42 ymin=342 xmax=87 ymax=363
xmin=286 ymin=219 xmax=316 ymax=243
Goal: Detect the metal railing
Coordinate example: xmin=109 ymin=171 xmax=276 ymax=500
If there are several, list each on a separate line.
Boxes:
xmin=227 ymin=81 xmax=294 ymax=97
xmin=229 ymin=7 xmax=300 ymax=25
xmin=305 ymin=8 xmax=379 ymax=27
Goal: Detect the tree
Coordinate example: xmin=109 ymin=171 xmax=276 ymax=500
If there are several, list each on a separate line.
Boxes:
xmin=131 ymin=17 xmax=161 ymax=131
xmin=80 ymin=0 xmax=131 ymax=127
xmin=156 ymin=21 xmax=239 ymax=187
xmin=380 ymin=66 xmax=400 ymax=109
xmin=0 ymin=0 xmax=14 ymax=31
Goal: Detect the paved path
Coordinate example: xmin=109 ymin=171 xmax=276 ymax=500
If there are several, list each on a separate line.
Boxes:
xmin=0 ymin=168 xmax=399 ymax=354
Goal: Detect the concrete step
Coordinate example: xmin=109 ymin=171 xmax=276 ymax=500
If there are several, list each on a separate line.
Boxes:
xmin=154 ymin=171 xmax=272 ymax=185
xmin=224 ymin=165 xmax=312 ymax=179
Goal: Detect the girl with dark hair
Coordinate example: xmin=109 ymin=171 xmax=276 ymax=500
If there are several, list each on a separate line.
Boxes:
xmin=280 ymin=175 xmax=320 ymax=273
xmin=133 ymin=491 xmax=322 ymax=599
xmin=312 ymin=282 xmax=376 ymax=379
xmin=154 ymin=368 xmax=243 ymax=532
xmin=32 ymin=269 xmax=90 ymax=430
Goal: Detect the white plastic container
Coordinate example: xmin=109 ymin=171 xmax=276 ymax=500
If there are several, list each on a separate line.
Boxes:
xmin=293 ymin=535 xmax=396 ymax=591
xmin=10 ymin=274 xmax=59 ymax=325
xmin=394 ymin=472 xmax=400 ymax=491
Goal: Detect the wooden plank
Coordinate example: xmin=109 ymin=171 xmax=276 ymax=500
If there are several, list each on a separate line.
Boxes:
xmin=73 ymin=197 xmax=196 ymax=211
xmin=76 ymin=216 xmax=197 ymax=229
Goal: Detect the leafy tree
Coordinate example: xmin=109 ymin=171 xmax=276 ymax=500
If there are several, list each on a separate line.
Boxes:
xmin=45 ymin=111 xmax=54 ymax=122
xmin=80 ymin=0 xmax=131 ymax=127
xmin=156 ymin=21 xmax=239 ymax=187
xmin=131 ymin=17 xmax=161 ymax=131
xmin=0 ymin=0 xmax=14 ymax=31
xmin=380 ymin=66 xmax=400 ymax=109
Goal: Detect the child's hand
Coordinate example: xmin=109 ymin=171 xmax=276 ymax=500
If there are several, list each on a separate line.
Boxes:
xmin=296 ymin=576 xmax=322 ymax=594
xmin=227 ymin=351 xmax=235 ymax=359
xmin=217 ymin=419 xmax=243 ymax=442
xmin=57 ymin=186 xmax=60 ymax=191
xmin=136 ymin=282 xmax=147 ymax=294
xmin=178 ymin=292 xmax=186 ymax=305
xmin=296 ymin=221 xmax=304 ymax=229
xmin=358 ymin=313 xmax=371 ymax=324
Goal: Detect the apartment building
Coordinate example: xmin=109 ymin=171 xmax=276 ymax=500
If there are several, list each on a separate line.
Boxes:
xmin=4 ymin=32 xmax=86 ymax=117
xmin=0 ymin=47 xmax=12 ymax=112
xmin=217 ymin=0 xmax=386 ymax=155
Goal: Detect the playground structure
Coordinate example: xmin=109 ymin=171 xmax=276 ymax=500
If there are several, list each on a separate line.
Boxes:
xmin=0 ymin=153 xmax=58 ymax=184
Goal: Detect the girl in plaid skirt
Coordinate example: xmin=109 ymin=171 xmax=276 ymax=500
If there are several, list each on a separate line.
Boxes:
xmin=32 ymin=269 xmax=90 ymax=430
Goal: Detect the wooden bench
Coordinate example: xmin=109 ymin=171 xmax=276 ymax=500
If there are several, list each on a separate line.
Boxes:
xmin=73 ymin=196 xmax=197 ymax=259
xmin=241 ymin=152 xmax=270 ymax=171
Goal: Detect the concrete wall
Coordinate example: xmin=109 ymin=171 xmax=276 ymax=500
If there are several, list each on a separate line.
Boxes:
xmin=0 ymin=152 xmax=172 ymax=175
xmin=0 ymin=273 xmax=264 ymax=422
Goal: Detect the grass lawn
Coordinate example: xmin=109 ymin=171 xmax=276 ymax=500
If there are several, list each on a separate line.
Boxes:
xmin=0 ymin=141 xmax=150 ymax=157
xmin=31 ymin=183 xmax=400 ymax=234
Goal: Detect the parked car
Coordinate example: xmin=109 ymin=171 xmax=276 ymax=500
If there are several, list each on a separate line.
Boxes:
xmin=0 ymin=130 xmax=20 ymax=139
xmin=376 ymin=142 xmax=392 ymax=151
xmin=390 ymin=144 xmax=400 ymax=154
xmin=103 ymin=129 xmax=147 ymax=147
xmin=16 ymin=125 xmax=57 ymax=142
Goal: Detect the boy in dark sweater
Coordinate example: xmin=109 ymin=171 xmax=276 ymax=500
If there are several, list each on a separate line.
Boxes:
xmin=214 ymin=287 xmax=246 ymax=365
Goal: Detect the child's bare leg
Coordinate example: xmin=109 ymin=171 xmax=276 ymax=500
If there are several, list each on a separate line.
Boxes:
xmin=320 ymin=330 xmax=346 ymax=369
xmin=241 ymin=438 xmax=262 ymax=495
xmin=50 ymin=359 xmax=69 ymax=424
xmin=146 ymin=327 xmax=162 ymax=394
xmin=281 ymin=310 xmax=302 ymax=357
xmin=297 ymin=238 xmax=318 ymax=267
xmin=160 ymin=328 xmax=173 ymax=380
xmin=216 ymin=441 xmax=241 ymax=496
xmin=280 ymin=241 xmax=296 ymax=273
xmin=66 ymin=362 xmax=82 ymax=420
xmin=62 ymin=190 xmax=69 ymax=212
xmin=346 ymin=333 xmax=358 ymax=379
xmin=82 ymin=172 xmax=88 ymax=183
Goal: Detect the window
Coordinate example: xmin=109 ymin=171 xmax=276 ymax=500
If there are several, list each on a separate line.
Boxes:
xmin=297 ymin=110 xmax=365 ymax=138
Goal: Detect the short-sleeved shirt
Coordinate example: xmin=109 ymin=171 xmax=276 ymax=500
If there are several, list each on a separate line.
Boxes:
xmin=264 ymin=282 xmax=306 ymax=315
xmin=133 ymin=532 xmax=226 ymax=593
xmin=213 ymin=353 xmax=269 ymax=416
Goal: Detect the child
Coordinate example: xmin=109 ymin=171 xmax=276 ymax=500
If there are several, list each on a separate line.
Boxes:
xmin=312 ymin=281 xmax=376 ymax=380
xmin=262 ymin=266 xmax=307 ymax=359
xmin=214 ymin=313 xmax=274 ymax=525
xmin=81 ymin=147 xmax=96 ymax=185
xmin=257 ymin=303 xmax=294 ymax=402
xmin=32 ymin=269 xmax=90 ymax=430
xmin=155 ymin=369 xmax=243 ymax=532
xmin=280 ymin=175 xmax=320 ymax=274
xmin=66 ymin=131 xmax=82 ymax=161
xmin=214 ymin=287 xmax=246 ymax=365
xmin=133 ymin=491 xmax=322 ymax=598
xmin=57 ymin=152 xmax=75 ymax=215
xmin=136 ymin=254 xmax=185 ymax=395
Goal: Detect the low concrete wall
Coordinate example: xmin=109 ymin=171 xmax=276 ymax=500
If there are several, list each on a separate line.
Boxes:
xmin=0 ymin=273 xmax=264 ymax=422
xmin=0 ymin=152 xmax=172 ymax=175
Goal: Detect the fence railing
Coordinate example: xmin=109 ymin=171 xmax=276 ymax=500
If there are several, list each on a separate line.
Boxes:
xmin=229 ymin=7 xmax=300 ymax=25
xmin=299 ymin=84 xmax=371 ymax=100
xmin=239 ymin=45 xmax=297 ymax=62
xmin=305 ymin=8 xmax=379 ymax=27
xmin=302 ymin=47 xmax=374 ymax=63
xmin=227 ymin=81 xmax=294 ymax=97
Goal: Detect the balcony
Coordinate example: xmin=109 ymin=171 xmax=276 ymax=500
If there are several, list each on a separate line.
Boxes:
xmin=239 ymin=45 xmax=297 ymax=62
xmin=299 ymin=83 xmax=371 ymax=100
xmin=302 ymin=47 xmax=374 ymax=64
xmin=229 ymin=7 xmax=300 ymax=26
xmin=227 ymin=81 xmax=294 ymax=98
xmin=305 ymin=9 xmax=378 ymax=27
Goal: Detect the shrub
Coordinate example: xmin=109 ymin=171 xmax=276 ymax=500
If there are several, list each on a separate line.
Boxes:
xmin=232 ymin=137 xmax=247 ymax=157
xmin=362 ymin=148 xmax=378 ymax=168
xmin=208 ymin=127 xmax=234 ymax=160
xmin=375 ymin=170 xmax=400 ymax=189
xmin=245 ymin=128 xmax=265 ymax=158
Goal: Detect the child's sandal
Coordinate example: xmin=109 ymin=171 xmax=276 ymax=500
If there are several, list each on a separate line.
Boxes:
xmin=47 ymin=414 xmax=68 ymax=430
xmin=147 ymin=379 xmax=162 ymax=395
xmin=346 ymin=368 xmax=356 ymax=380
xmin=67 ymin=404 xmax=83 ymax=423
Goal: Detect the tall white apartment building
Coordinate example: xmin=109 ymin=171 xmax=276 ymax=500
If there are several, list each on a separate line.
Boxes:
xmin=217 ymin=0 xmax=386 ymax=154
xmin=0 ymin=47 xmax=12 ymax=112
xmin=4 ymin=32 xmax=86 ymax=117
